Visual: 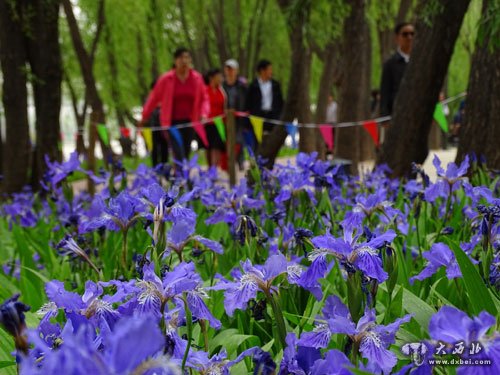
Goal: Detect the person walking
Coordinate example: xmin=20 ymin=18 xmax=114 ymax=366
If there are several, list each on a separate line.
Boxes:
xmin=204 ymin=68 xmax=226 ymax=168
xmin=141 ymin=47 xmax=209 ymax=162
xmin=245 ymin=59 xmax=284 ymax=148
xmin=222 ymin=59 xmax=247 ymax=170
xmin=379 ymin=22 xmax=415 ymax=117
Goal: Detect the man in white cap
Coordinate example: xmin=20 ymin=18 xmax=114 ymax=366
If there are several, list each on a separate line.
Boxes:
xmin=223 ymin=59 xmax=247 ymax=170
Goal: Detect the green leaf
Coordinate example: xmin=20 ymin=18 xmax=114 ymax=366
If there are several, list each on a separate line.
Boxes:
xmin=208 ymin=329 xmax=260 ymax=356
xmin=0 ymin=361 xmax=16 ymax=370
xmin=402 ymin=287 xmax=436 ymax=328
xmin=445 ymin=238 xmax=498 ymax=316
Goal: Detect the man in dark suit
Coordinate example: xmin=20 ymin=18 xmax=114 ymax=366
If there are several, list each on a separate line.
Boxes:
xmin=380 ymin=22 xmax=415 ymax=117
xmin=246 ymin=59 xmax=284 ymax=136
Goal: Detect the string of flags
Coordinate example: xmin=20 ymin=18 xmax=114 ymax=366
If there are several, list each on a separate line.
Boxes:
xmin=88 ymin=92 xmax=464 ymax=152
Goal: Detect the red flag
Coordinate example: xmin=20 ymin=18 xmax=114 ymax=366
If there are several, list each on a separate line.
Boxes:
xmin=362 ymin=120 xmax=379 ymax=147
xmin=120 ymin=127 xmax=131 ymax=138
xmin=193 ymin=121 xmax=209 ymax=147
xmin=319 ymin=125 xmax=334 ymax=151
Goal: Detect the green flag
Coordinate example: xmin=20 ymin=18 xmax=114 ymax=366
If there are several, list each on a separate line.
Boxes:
xmin=433 ymin=103 xmax=448 ymax=133
xmin=213 ymin=116 xmax=226 ymax=142
xmin=96 ymin=124 xmax=110 ymax=146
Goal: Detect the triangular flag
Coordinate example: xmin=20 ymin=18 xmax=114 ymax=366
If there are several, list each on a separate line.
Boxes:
xmin=362 ymin=120 xmax=380 ymax=147
xmin=433 ymin=102 xmax=448 ymax=133
xmin=193 ymin=121 xmax=209 ymax=147
xmin=168 ymin=127 xmax=184 ymax=154
xmin=285 ymin=122 xmax=298 ymax=148
xmin=141 ymin=128 xmax=153 ymax=151
xmin=319 ymin=125 xmax=334 ymax=151
xmin=120 ymin=127 xmax=131 ymax=138
xmin=96 ymin=124 xmax=109 ymax=146
xmin=213 ymin=116 xmax=226 ymax=142
xmin=249 ymin=116 xmax=264 ymax=143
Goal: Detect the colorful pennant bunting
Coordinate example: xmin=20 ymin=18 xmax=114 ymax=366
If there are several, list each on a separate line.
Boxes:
xmin=319 ymin=125 xmax=334 ymax=151
xmin=213 ymin=116 xmax=226 ymax=142
xmin=362 ymin=120 xmax=380 ymax=147
xmin=250 ymin=116 xmax=264 ymax=143
xmin=285 ymin=122 xmax=298 ymax=148
xmin=120 ymin=127 xmax=131 ymax=138
xmin=141 ymin=128 xmax=153 ymax=151
xmin=96 ymin=124 xmax=109 ymax=146
xmin=433 ymin=102 xmax=448 ymax=133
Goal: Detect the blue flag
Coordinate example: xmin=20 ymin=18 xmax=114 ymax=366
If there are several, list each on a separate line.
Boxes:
xmin=169 ymin=127 xmax=184 ymax=154
xmin=285 ymin=123 xmax=298 ymax=149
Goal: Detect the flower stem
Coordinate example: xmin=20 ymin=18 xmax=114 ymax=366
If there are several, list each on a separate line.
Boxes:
xmin=434 ymin=188 xmax=452 ymax=244
xmin=181 ymin=294 xmax=193 ymax=372
xmin=121 ymin=228 xmax=129 ymax=270
xmin=265 ymin=291 xmax=287 ymax=349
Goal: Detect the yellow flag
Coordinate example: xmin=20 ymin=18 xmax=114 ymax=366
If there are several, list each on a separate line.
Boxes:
xmin=250 ymin=116 xmax=264 ymax=143
xmin=142 ymin=128 xmax=153 ymax=151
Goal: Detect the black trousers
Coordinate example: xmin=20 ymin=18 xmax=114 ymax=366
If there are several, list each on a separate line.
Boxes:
xmin=151 ymin=129 xmax=169 ymax=166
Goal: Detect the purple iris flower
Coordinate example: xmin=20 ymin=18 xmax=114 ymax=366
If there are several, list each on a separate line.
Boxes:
xmin=79 ymin=191 xmax=146 ymax=233
xmin=306 ymin=226 xmax=396 ymax=285
xmin=165 ymin=219 xmax=223 ymax=257
xmin=22 ymin=315 xmax=179 ymax=375
xmin=274 ymin=168 xmax=315 ymax=205
xmin=204 ymin=178 xmax=264 ymax=225
xmin=429 ymin=306 xmax=500 ymax=375
xmin=136 ymin=262 xmax=221 ymax=329
xmin=299 ymin=295 xmax=411 ymax=373
xmin=308 ymin=349 xmax=354 ymax=375
xmin=211 ymin=253 xmax=302 ymax=316
xmin=424 ymin=155 xmax=470 ymax=202
xmin=43 ymin=151 xmax=81 ymax=187
xmin=43 ymin=279 xmax=138 ymax=331
xmin=3 ymin=191 xmax=39 ymax=228
xmin=280 ymin=332 xmax=322 ymax=374
xmin=409 ymin=243 xmax=461 ymax=284
xmin=0 ymin=294 xmax=30 ymax=349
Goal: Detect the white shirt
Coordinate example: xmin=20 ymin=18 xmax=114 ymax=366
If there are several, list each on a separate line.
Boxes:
xmin=258 ymin=78 xmax=273 ymax=111
xmin=326 ymin=101 xmax=338 ymax=123
xmin=397 ymin=47 xmax=410 ymax=63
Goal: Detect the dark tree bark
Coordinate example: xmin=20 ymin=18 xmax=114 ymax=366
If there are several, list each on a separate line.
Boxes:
xmin=314 ymin=41 xmax=342 ymax=159
xmin=27 ymin=0 xmax=63 ymax=187
xmin=376 ymin=0 xmax=470 ymax=176
xmin=257 ymin=0 xmax=313 ymax=168
xmin=147 ymin=0 xmax=160 ymax=80
xmin=335 ymin=0 xmax=372 ymax=172
xmin=457 ymin=0 xmax=500 ymax=168
xmin=0 ymin=0 xmax=31 ymax=193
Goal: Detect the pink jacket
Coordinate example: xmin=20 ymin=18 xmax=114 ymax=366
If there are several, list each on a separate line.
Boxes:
xmin=142 ymin=69 xmax=210 ymax=127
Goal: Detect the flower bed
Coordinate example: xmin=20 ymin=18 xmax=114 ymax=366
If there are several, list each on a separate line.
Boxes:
xmin=0 ymin=153 xmax=499 ymax=374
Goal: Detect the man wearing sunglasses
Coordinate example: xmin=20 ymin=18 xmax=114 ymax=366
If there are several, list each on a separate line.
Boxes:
xmin=380 ymin=22 xmax=415 ymax=118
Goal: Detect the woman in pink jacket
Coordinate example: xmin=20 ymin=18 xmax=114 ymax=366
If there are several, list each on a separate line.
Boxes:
xmin=142 ymin=48 xmax=209 ymax=161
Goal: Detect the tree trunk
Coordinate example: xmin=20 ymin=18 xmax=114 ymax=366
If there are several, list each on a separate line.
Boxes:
xmin=335 ymin=0 xmax=372 ymax=172
xmin=257 ymin=0 xmax=312 ymax=168
xmin=376 ymin=0 xmax=470 ymax=176
xmin=456 ymin=0 xmax=500 ymax=168
xmin=0 ymin=0 xmax=31 ymax=193
xmin=62 ymin=0 xmax=110 ymax=173
xmin=147 ymin=0 xmax=160 ymax=80
xmin=27 ymin=0 xmax=62 ymax=188
xmin=315 ymin=42 xmax=339 ymax=160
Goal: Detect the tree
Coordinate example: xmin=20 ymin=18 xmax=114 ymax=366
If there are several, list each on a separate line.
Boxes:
xmin=0 ymin=0 xmax=31 ymax=193
xmin=456 ymin=0 xmax=500 ymax=168
xmin=256 ymin=0 xmax=315 ymax=168
xmin=376 ymin=0 xmax=471 ymax=176
xmin=334 ymin=0 xmax=373 ymax=172
xmin=27 ymin=0 xmax=63 ymax=186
